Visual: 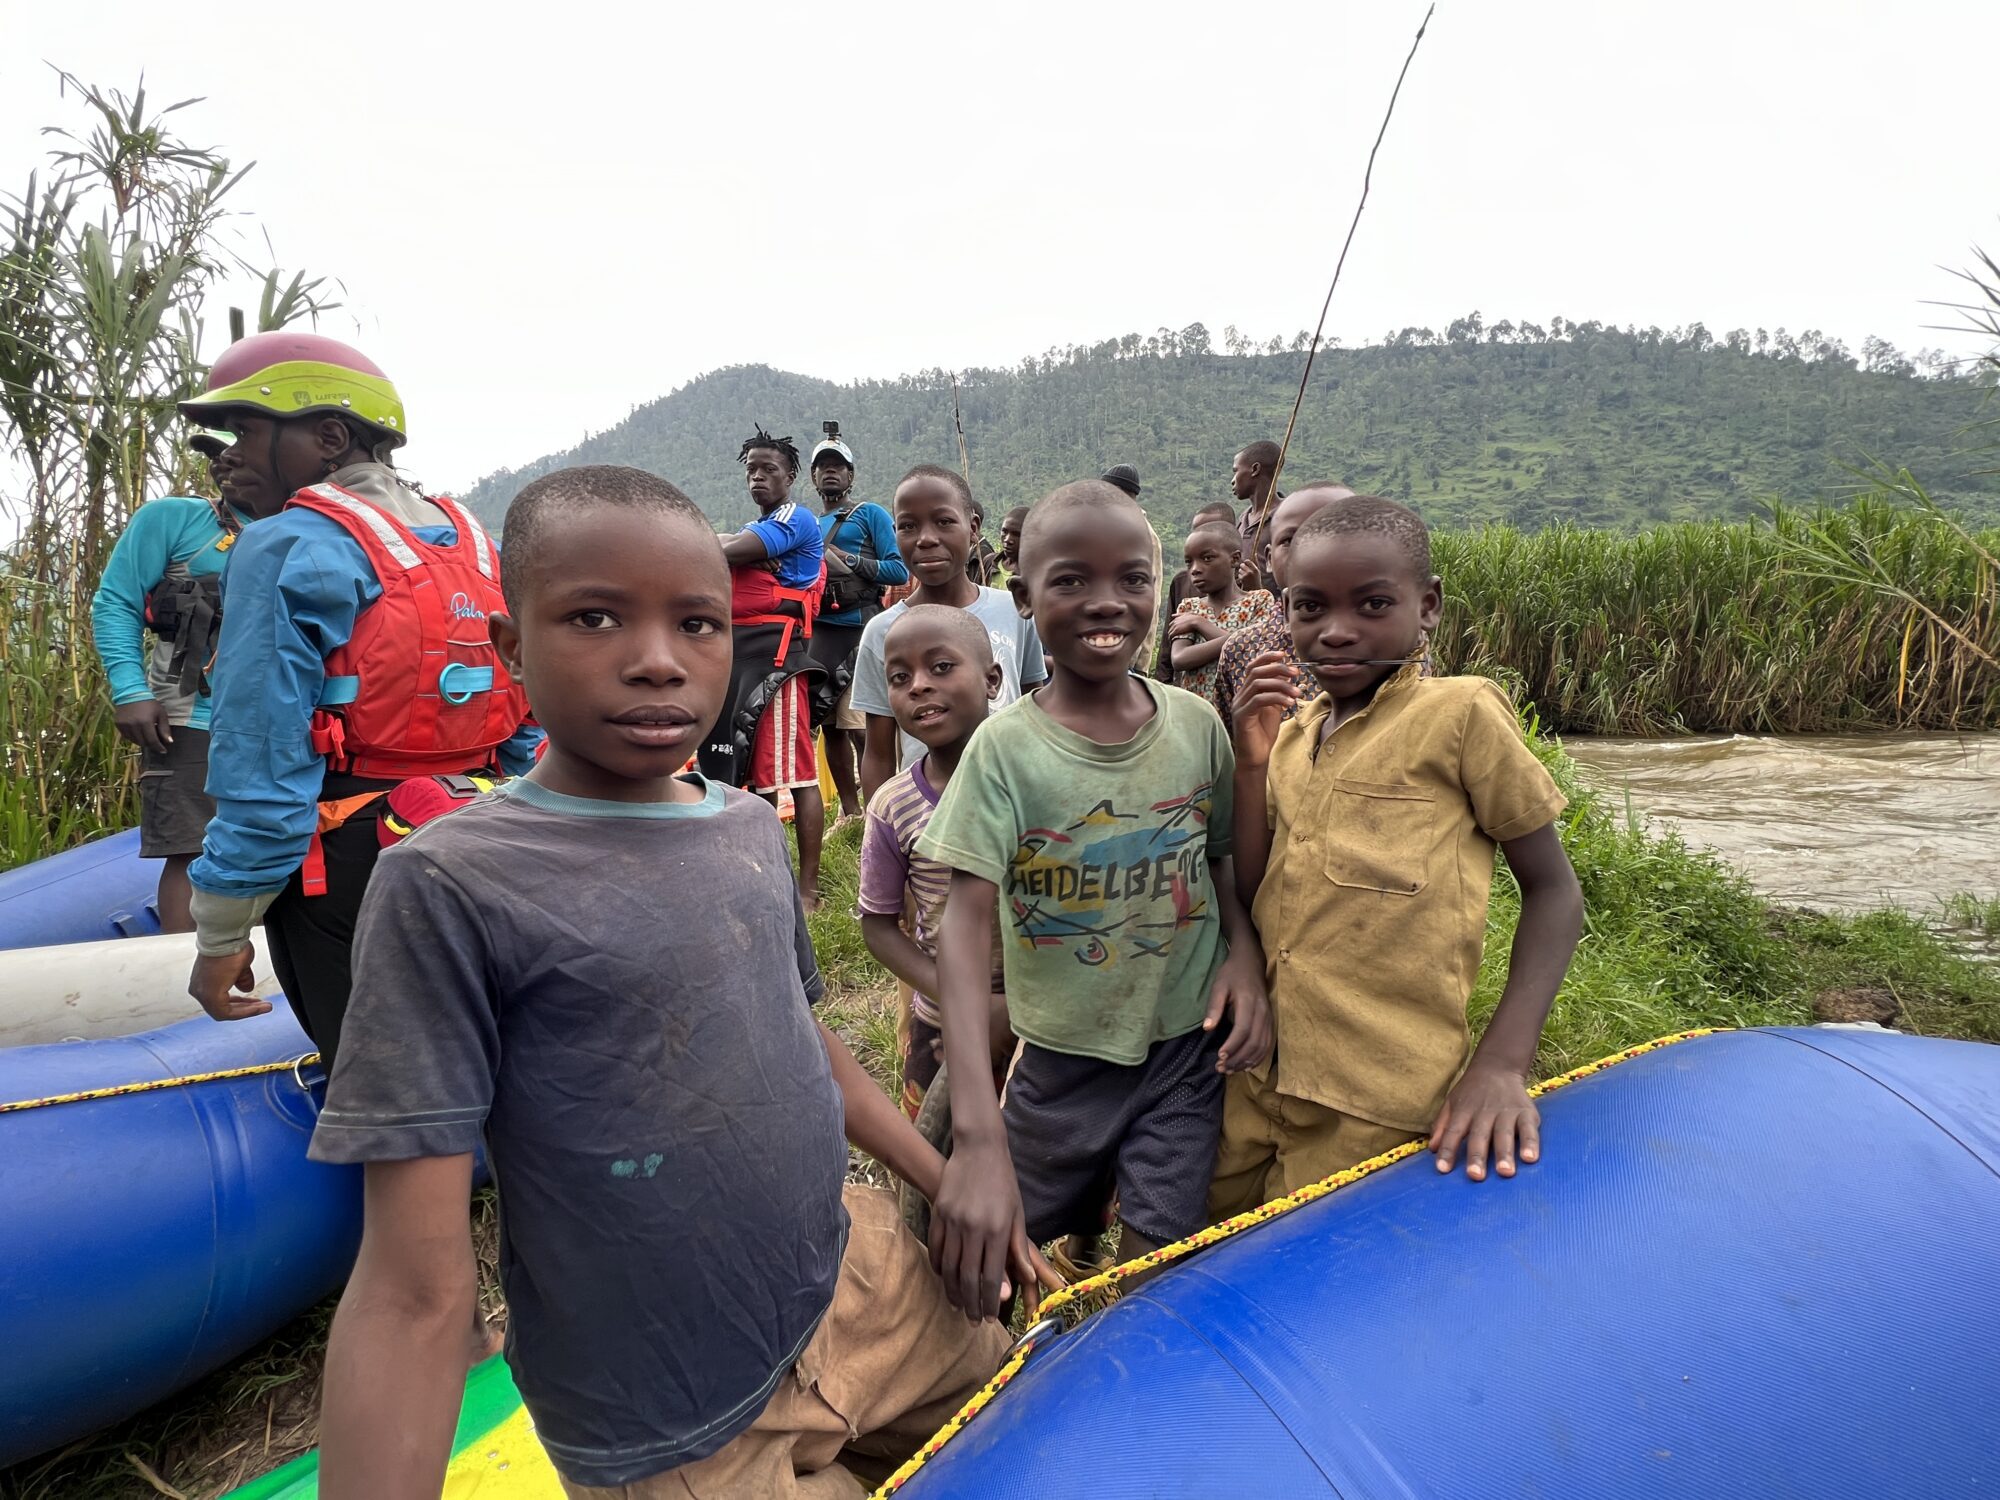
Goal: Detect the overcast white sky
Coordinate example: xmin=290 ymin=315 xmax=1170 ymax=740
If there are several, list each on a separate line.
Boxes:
xmin=3 ymin=0 xmax=1996 ymax=493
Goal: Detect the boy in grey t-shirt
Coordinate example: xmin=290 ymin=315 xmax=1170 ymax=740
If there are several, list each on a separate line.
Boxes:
xmin=304 ymin=466 xmax=1038 ymax=1497
xmin=852 ymin=464 xmax=1045 ymax=801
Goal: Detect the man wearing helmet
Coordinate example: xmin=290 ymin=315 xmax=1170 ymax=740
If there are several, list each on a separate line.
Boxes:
xmin=89 ymin=429 xmax=283 ymax=931
xmin=177 ymin=333 xmax=539 ymax=1069
xmin=806 ymin=423 xmax=906 ymax=822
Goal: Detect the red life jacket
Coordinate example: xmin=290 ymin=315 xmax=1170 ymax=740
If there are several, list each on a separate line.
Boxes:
xmin=289 ymin=482 xmax=525 ymax=782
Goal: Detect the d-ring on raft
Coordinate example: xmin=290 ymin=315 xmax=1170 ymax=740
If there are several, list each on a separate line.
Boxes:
xmin=221 ymin=1027 xmax=2000 ymax=1499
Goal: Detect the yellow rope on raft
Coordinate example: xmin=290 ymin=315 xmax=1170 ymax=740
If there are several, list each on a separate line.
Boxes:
xmin=868 ymin=1026 xmax=1719 ymax=1498
xmin=0 ymin=1054 xmax=321 ymax=1114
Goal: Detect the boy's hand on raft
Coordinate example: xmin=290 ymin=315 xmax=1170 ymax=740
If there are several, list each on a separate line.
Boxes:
xmin=1430 ymin=1065 xmax=1539 ymax=1181
xmin=188 ymin=943 xmax=271 ymax=1022
xmin=1230 ymin=652 xmax=1300 ymax=769
xmin=1009 ymin=1232 xmax=1064 ymax=1322
xmin=1204 ymin=951 xmax=1273 ymax=1073
xmin=931 ymin=1141 xmax=1029 ymax=1323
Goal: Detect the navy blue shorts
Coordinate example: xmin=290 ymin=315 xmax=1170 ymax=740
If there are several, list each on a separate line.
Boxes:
xmin=1002 ymin=1026 xmax=1225 ymax=1246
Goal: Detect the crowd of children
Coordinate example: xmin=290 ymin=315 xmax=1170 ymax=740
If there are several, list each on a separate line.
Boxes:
xmin=132 ymin=354 xmax=1583 ymax=1497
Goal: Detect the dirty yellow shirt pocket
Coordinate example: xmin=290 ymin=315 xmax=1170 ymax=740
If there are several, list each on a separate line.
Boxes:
xmin=1320 ymin=777 xmax=1436 ymax=897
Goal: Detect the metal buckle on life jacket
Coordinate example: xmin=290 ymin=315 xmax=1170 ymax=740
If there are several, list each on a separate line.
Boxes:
xmin=437 ymin=663 xmax=495 ymax=706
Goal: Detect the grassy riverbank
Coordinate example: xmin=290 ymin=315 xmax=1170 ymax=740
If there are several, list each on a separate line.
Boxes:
xmin=6 ymin=724 xmax=1997 ymax=1500
xmin=1435 ymin=487 xmax=1998 ymax=736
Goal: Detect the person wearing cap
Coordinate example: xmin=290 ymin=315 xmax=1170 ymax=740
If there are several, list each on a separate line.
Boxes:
xmin=176 ymin=332 xmax=539 ymax=1069
xmin=806 ymin=424 xmax=906 ymax=822
xmin=1101 ymin=463 xmax=1143 ymax=501
xmin=89 ymin=429 xmax=285 ymax=931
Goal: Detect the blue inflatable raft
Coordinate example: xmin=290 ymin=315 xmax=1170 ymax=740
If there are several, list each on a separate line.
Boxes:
xmin=0 ymin=1001 xmax=361 ymax=1468
xmin=894 ymin=1027 xmax=2000 ymax=1499
xmin=0 ymin=827 xmax=162 ymax=950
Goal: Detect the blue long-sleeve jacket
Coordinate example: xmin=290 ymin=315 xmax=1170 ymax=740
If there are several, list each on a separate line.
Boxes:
xmin=90 ymin=495 xmax=243 ymax=729
xmin=189 ymin=474 xmax=539 ymax=939
xmin=817 ymin=500 xmax=908 ymax=627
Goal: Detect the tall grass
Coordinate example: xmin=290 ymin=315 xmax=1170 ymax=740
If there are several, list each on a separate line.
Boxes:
xmin=1434 ymin=482 xmax=1998 ymax=735
xmin=0 ymin=74 xmax=333 ymax=871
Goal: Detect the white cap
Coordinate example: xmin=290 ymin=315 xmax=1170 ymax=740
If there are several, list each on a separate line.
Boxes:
xmin=810 ymin=436 xmax=856 ymax=468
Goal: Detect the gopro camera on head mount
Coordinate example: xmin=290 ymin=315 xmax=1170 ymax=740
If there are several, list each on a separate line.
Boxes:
xmin=823 ymin=420 xmax=841 ymax=440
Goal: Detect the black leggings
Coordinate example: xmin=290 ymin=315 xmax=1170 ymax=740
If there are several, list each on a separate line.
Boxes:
xmin=262 ymin=772 xmax=406 ymax=1070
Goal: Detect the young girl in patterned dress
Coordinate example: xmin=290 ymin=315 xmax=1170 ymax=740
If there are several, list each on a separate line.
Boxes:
xmin=1167 ymin=523 xmax=1278 ymax=715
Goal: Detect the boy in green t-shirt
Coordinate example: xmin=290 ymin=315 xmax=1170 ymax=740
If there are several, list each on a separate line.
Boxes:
xmin=919 ymin=480 xmax=1271 ymax=1321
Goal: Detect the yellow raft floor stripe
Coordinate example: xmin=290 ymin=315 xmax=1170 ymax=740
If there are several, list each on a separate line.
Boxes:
xmin=440 ymin=1403 xmax=563 ymax=1497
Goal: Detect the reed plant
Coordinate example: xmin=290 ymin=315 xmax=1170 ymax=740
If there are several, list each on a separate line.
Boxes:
xmin=1434 ymin=482 xmax=1998 ymax=735
xmin=0 ymin=74 xmax=332 ymax=871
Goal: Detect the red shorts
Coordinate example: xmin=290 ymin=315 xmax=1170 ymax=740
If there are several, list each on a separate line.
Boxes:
xmin=749 ymin=674 xmax=817 ymax=793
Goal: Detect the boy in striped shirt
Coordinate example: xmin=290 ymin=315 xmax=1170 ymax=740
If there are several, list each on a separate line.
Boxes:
xmin=857 ymin=605 xmax=1012 ymax=1118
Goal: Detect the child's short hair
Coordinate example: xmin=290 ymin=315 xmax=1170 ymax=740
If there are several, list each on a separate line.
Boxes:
xmin=887 ymin=602 xmax=996 ymax=667
xmin=896 ymin=463 xmax=975 ymax=520
xmin=500 ymin=465 xmax=705 ymax=614
xmin=1293 ymin=495 xmax=1432 ymax=579
xmin=1185 ymin=522 xmax=1241 ymax=556
xmin=1190 ymin=502 xmax=1237 ymax=529
xmin=1019 ymin=479 xmax=1145 ymax=571
xmin=1002 ymin=505 xmax=1030 ymax=528
xmin=1237 ymin=438 xmax=1282 ymax=470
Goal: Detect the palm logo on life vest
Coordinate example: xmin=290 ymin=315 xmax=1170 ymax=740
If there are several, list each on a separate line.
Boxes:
xmin=447 ymin=591 xmax=488 ymax=622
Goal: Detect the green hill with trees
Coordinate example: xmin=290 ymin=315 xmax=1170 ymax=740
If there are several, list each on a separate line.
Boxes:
xmin=462 ymin=317 xmax=1999 ymax=533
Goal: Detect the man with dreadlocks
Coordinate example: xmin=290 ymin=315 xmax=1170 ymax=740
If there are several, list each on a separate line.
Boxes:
xmin=706 ymin=425 xmax=830 ymax=907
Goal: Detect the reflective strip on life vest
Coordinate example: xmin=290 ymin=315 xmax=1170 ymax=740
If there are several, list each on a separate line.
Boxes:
xmin=298 ymin=484 xmax=421 ymax=570
xmin=433 ymin=496 xmax=495 ymax=580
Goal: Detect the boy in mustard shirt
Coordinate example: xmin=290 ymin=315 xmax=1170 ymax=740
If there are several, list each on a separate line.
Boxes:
xmin=1211 ymin=496 xmax=1583 ymax=1218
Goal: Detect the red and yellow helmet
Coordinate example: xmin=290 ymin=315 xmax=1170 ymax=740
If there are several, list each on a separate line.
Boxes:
xmin=179 ymin=331 xmax=408 ymax=449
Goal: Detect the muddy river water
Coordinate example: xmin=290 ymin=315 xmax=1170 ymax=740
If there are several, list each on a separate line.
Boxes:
xmin=1564 ymin=733 xmax=1998 ymax=916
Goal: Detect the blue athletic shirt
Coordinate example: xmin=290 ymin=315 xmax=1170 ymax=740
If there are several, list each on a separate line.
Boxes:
xmin=816 ymin=501 xmax=908 ymax=628
xmin=90 ymin=494 xmax=250 ymax=730
xmin=745 ymin=501 xmax=824 ymax=591
xmin=190 ymin=467 xmax=541 ymax=908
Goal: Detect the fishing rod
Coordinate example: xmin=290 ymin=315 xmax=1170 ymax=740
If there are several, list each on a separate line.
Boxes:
xmin=1251 ymin=3 xmax=1436 ymax=567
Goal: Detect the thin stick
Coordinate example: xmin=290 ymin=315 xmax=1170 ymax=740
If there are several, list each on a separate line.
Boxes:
xmin=1253 ymin=3 xmax=1436 ymax=563
xmin=951 ymin=373 xmax=972 ymax=483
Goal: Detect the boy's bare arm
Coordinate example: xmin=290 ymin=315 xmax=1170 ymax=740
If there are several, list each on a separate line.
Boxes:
xmin=1202 ymin=856 xmax=1272 ymax=1072
xmin=815 ymin=1020 xmax=941 ymax=1201
xmin=930 ymin=870 xmax=1033 ymax=1322
xmin=1170 ymin=635 xmax=1228 ymax=671
xmin=859 ymin=912 xmax=940 ymax=1001
xmin=1431 ymin=822 xmax=1584 ymax=1182
xmin=1228 ymin=651 xmax=1296 ymax=905
xmin=319 ymin=1154 xmax=478 ymax=1500
xmin=860 ymin=716 xmax=898 ymax=804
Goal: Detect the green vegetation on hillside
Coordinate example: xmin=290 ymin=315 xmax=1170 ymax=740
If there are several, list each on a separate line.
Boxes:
xmin=461 ymin=322 xmax=2000 ymax=532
